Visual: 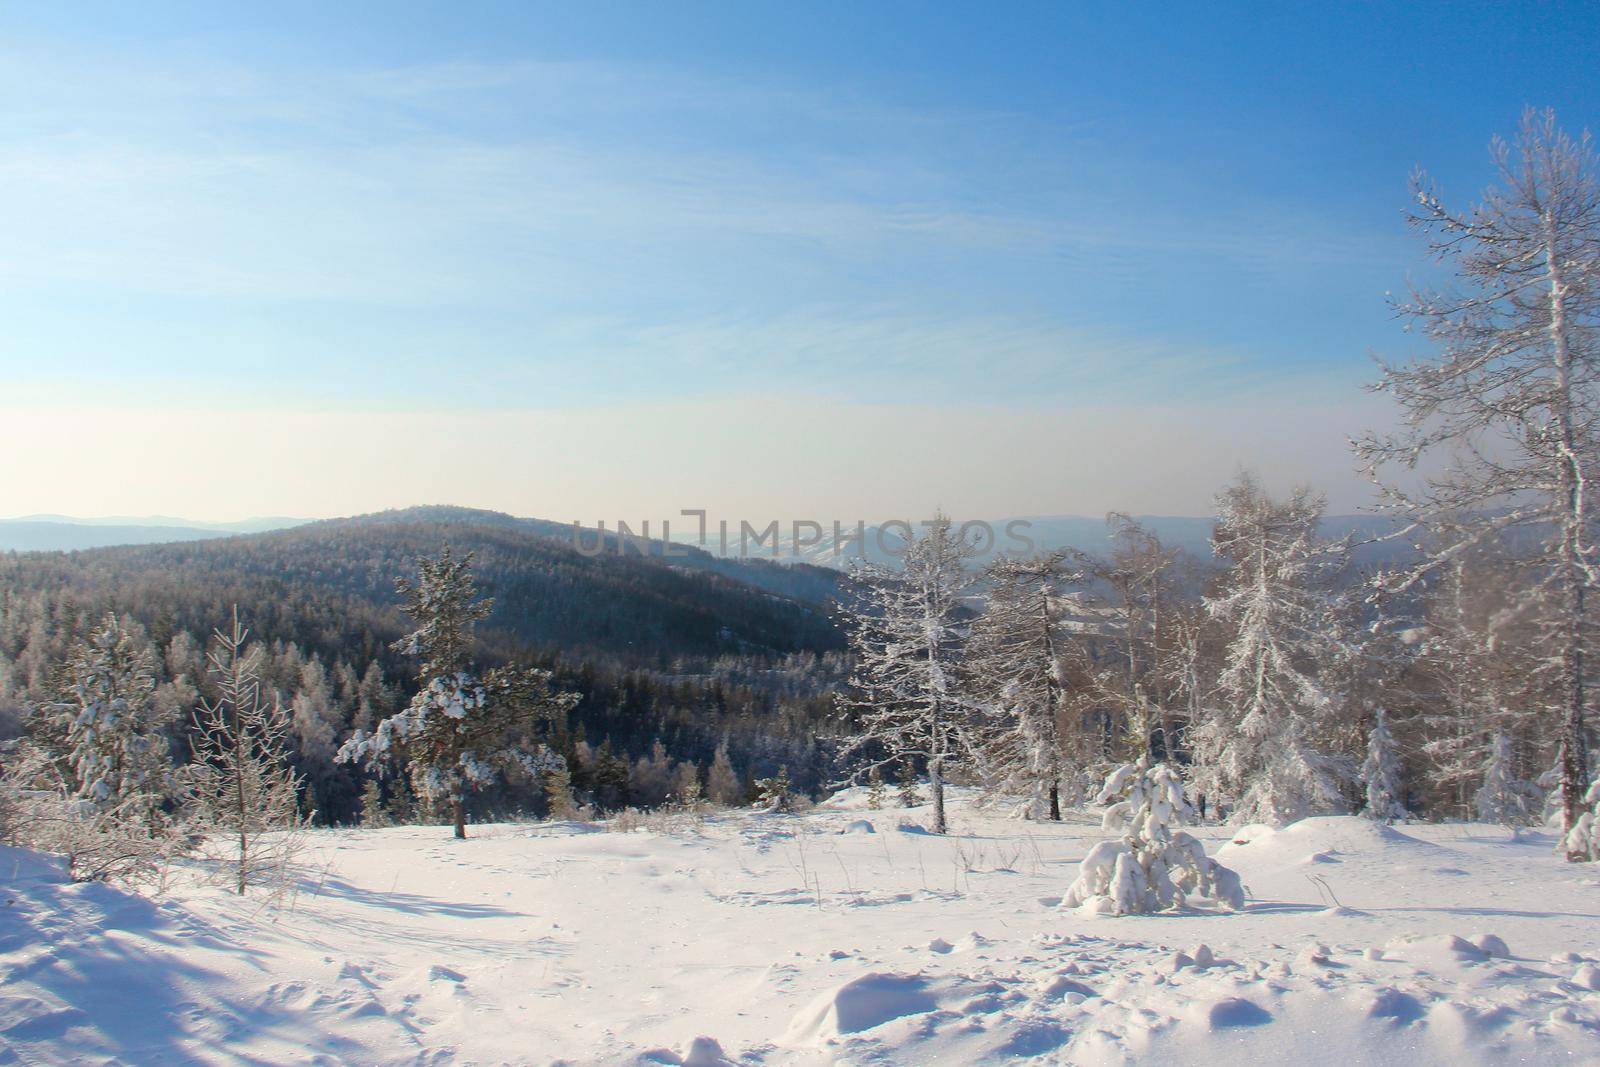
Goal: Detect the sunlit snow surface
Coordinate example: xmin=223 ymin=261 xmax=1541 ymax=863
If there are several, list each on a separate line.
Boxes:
xmin=2 ymin=789 xmax=1598 ymax=1064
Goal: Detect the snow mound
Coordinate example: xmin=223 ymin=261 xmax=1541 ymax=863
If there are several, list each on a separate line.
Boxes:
xmin=839 ymin=820 xmax=876 ymax=835
xmin=634 ymin=1035 xmax=737 ymax=1066
xmin=1220 ymin=816 xmax=1436 ymax=860
xmin=1194 ymin=996 xmax=1273 ymax=1029
xmin=1382 ymin=933 xmax=1490 ymax=965
xmin=784 ymin=972 xmax=988 ymax=1043
xmin=1470 ymin=933 xmax=1511 ymax=958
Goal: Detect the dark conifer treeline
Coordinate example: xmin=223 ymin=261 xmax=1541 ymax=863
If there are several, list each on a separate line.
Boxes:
xmin=0 ymin=508 xmax=849 ymax=825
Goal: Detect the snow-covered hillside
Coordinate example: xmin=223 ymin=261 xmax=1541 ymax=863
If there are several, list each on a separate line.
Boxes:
xmin=2 ymin=790 xmax=1598 ymax=1065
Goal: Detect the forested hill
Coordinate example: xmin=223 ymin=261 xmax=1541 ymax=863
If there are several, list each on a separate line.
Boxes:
xmin=0 ymin=505 xmax=846 ymax=668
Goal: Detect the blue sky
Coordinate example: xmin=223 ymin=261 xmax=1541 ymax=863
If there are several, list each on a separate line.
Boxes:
xmin=2 ymin=3 xmax=1595 ymax=519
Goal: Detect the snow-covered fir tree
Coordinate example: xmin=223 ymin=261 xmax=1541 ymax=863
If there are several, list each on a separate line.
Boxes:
xmin=391 ymin=546 xmax=492 ymax=679
xmin=1360 ymin=707 xmax=1406 ymax=822
xmin=60 ymin=614 xmax=176 ymax=823
xmin=1474 ymin=731 xmax=1540 ymax=828
xmin=838 ymin=514 xmax=979 ymax=834
xmin=1 ymin=614 xmax=187 ymax=882
xmin=290 ymin=657 xmax=341 ymax=821
xmin=1540 ymin=744 xmax=1570 ymax=830
xmin=1062 ymin=758 xmax=1243 ymax=915
xmin=1355 ymin=110 xmax=1600 ymax=855
xmin=1563 ymin=777 xmax=1600 ymax=861
xmin=337 ymin=549 xmax=575 ymax=838
xmin=966 ymin=552 xmax=1078 ymax=820
xmin=1191 ymin=473 xmax=1346 ymax=826
xmin=189 ymin=608 xmax=307 ymax=895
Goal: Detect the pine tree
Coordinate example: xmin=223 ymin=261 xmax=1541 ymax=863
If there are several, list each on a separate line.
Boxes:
xmin=1540 ymin=743 xmax=1570 ymax=830
xmin=1192 ymin=473 xmax=1346 ymax=826
xmin=61 ymin=614 xmax=175 ymax=822
xmin=838 ymin=514 xmax=977 ymax=834
xmin=337 ymin=550 xmax=575 ymax=838
xmin=1475 ymin=731 xmax=1540 ymax=827
xmin=705 ymin=740 xmax=741 ymax=807
xmin=1360 ymin=708 xmax=1406 ymax=822
xmin=966 ymin=552 xmax=1078 ymax=820
xmin=755 ymin=765 xmax=795 ymax=813
xmin=359 ymin=779 xmax=389 ymax=828
xmin=189 ymin=608 xmax=307 ymax=895
xmin=392 ymin=546 xmax=492 ymax=678
xmin=4 ymin=615 xmax=186 ymax=882
xmin=1355 ymin=110 xmax=1600 ymax=856
xmin=865 ymin=765 xmax=886 ymax=809
xmin=290 ymin=657 xmax=340 ymax=822
xmin=543 ymin=766 xmax=578 ymax=820
xmin=1562 ymin=777 xmax=1600 ymax=861
xmin=897 ymin=761 xmax=923 ymax=808
xmin=670 ymin=762 xmax=704 ymax=816
xmin=1063 ymin=758 xmax=1243 ymax=915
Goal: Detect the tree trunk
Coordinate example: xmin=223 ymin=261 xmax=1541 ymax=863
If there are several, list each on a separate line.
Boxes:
xmin=929 ymin=757 xmax=947 ymax=834
xmin=453 ymin=794 xmax=467 ymax=840
xmin=1541 ymin=210 xmax=1591 ymax=856
xmin=1048 ymin=781 xmax=1061 ymax=822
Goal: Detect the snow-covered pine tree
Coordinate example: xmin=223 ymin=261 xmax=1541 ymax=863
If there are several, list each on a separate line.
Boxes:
xmin=1361 ymin=707 xmax=1406 ymax=822
xmin=1062 ymin=758 xmax=1243 ymax=915
xmin=1192 ymin=473 xmax=1346 ymax=826
xmin=1563 ymin=777 xmax=1600 ymax=861
xmin=1474 ymin=730 xmax=1540 ymax=827
xmin=189 ymin=608 xmax=307 ymax=895
xmin=4 ymin=615 xmax=187 ymax=882
xmin=338 ymin=548 xmax=574 ymax=837
xmin=1355 ymin=110 xmax=1600 ymax=857
xmin=966 ymin=552 xmax=1078 ymax=820
xmin=670 ymin=761 xmax=704 ymax=816
xmin=1540 ymin=744 xmax=1569 ymax=830
xmin=290 ymin=657 xmax=341 ymax=822
xmin=61 ymin=614 xmax=175 ymax=824
xmin=838 ymin=514 xmax=977 ymax=834
xmin=755 ymin=765 xmax=794 ymax=813
xmin=392 ymin=546 xmax=492 ymax=679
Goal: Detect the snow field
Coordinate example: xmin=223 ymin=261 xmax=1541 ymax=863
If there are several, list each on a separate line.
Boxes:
xmin=1 ymin=788 xmax=1598 ymax=1064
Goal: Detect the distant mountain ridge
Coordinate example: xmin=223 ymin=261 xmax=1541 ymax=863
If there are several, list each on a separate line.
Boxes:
xmin=681 ymin=513 xmax=1415 ymax=569
xmin=0 ymin=505 xmax=845 ymax=665
xmin=0 ymin=515 xmax=308 ymax=552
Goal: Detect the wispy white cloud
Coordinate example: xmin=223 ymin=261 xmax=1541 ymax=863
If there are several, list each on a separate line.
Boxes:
xmin=0 ymin=43 xmax=1401 ymax=429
